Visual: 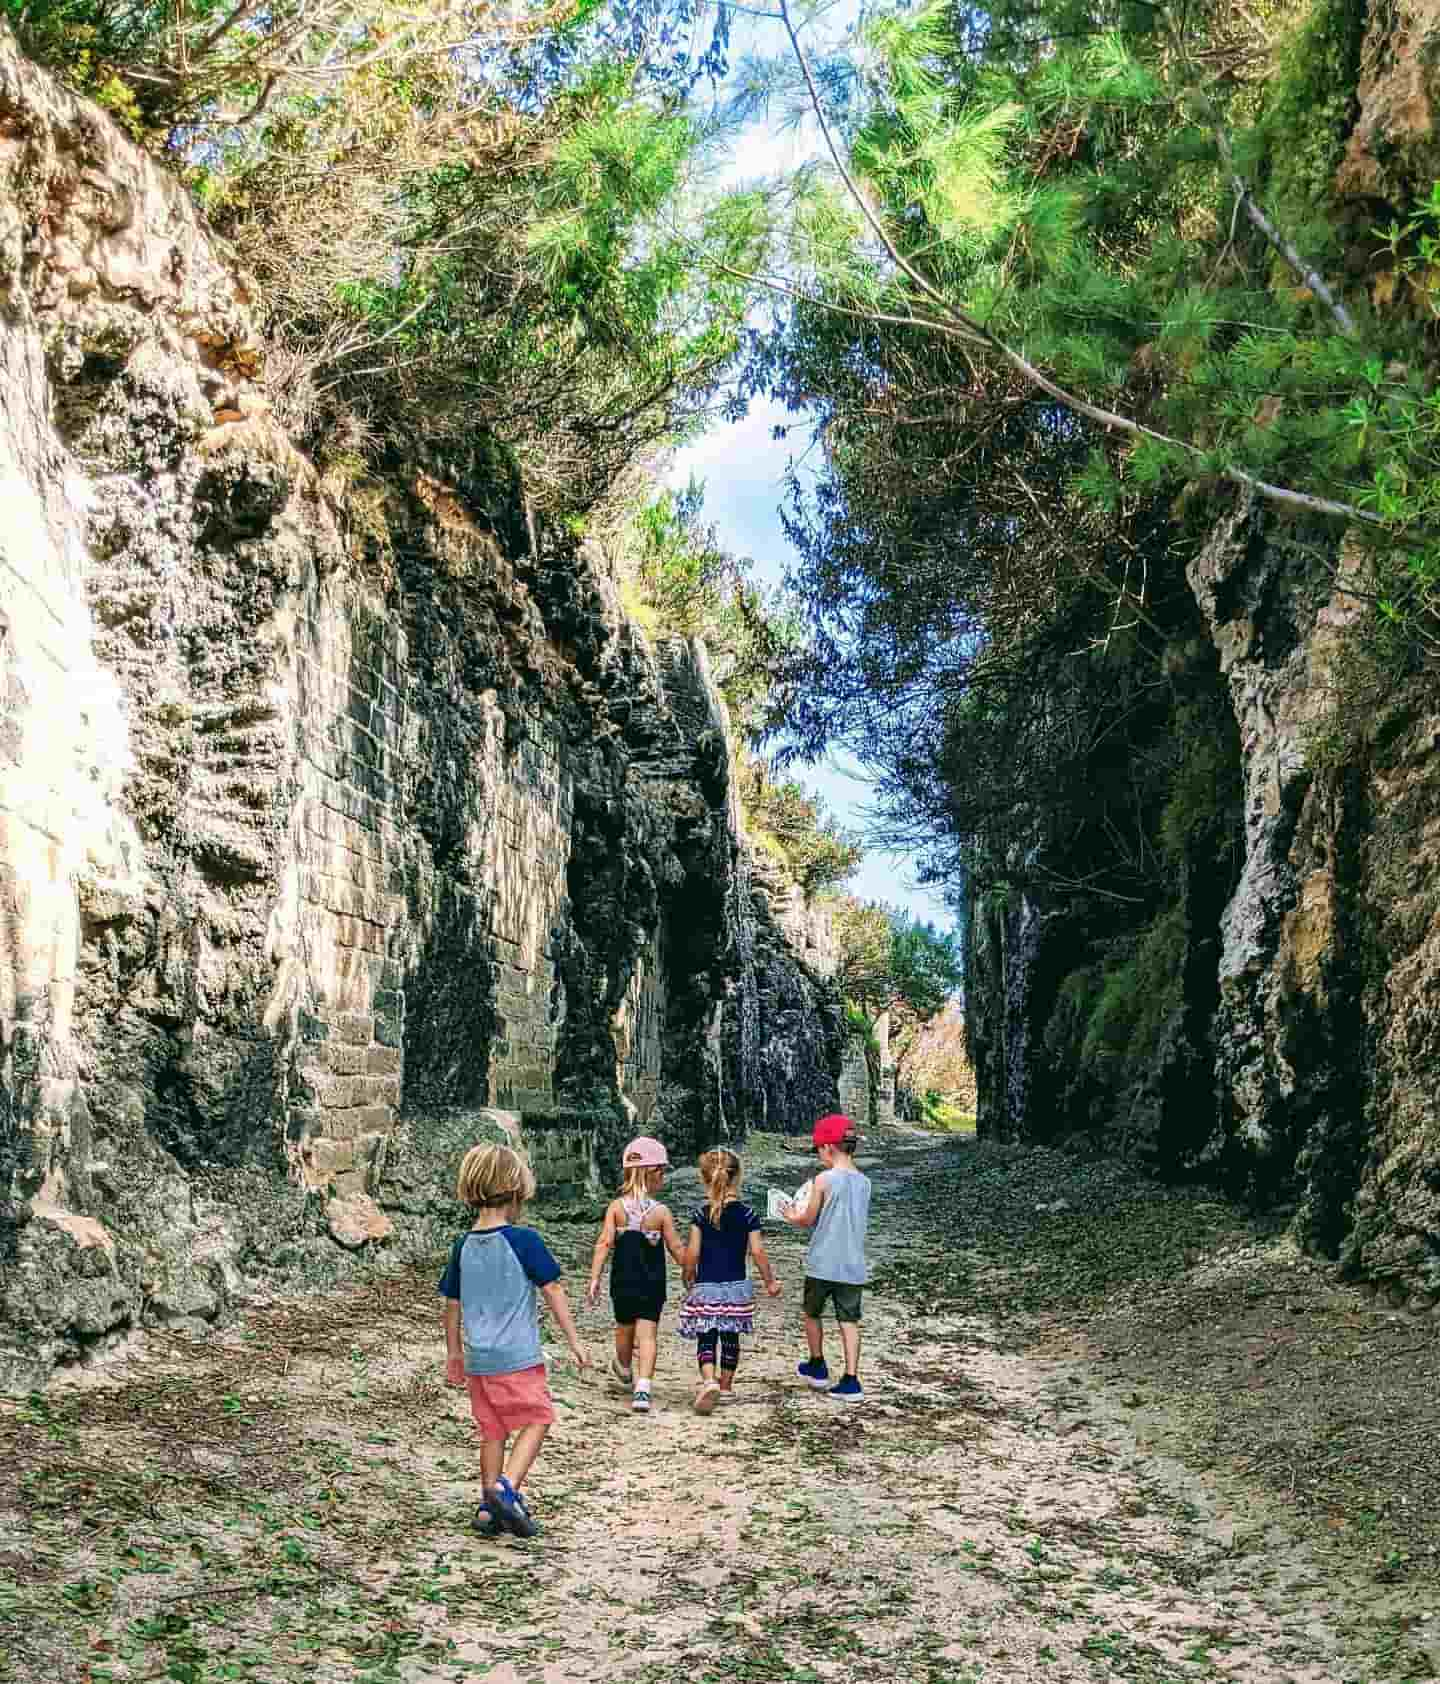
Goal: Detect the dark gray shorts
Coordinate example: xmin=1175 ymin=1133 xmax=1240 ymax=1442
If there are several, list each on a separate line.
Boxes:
xmin=803 ymin=1276 xmax=863 ymax=1323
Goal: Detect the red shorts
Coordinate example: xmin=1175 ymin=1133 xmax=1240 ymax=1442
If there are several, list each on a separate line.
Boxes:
xmin=466 ymin=1364 xmax=555 ymax=1442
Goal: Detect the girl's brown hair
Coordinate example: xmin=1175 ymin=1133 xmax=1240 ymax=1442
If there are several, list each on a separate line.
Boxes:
xmin=456 ymin=1143 xmax=536 ymax=1210
xmin=698 ymin=1149 xmax=742 ymax=1227
xmin=621 ymin=1164 xmax=664 ymax=1200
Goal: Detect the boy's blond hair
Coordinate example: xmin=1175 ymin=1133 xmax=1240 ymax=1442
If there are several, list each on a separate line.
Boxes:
xmin=456 ymin=1143 xmax=536 ymax=1210
xmin=621 ymin=1164 xmax=665 ymax=1200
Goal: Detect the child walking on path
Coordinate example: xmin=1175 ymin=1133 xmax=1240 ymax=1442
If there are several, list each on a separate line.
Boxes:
xmin=585 ymin=1136 xmax=687 ymax=1413
xmin=678 ymin=1149 xmax=781 ymax=1415
xmin=441 ymin=1143 xmax=591 ymax=1539
xmin=784 ymin=1113 xmax=871 ymax=1402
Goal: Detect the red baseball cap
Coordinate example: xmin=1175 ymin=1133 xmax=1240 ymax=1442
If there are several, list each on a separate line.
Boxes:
xmin=812 ymin=1113 xmax=855 ymax=1146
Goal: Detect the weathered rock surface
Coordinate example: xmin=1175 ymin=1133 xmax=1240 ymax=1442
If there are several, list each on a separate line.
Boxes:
xmin=1190 ymin=506 xmax=1439 ymax=1301
xmin=967 ymin=495 xmax=1440 ymax=1302
xmin=0 ymin=34 xmax=841 ymax=1389
xmin=1336 ymin=0 xmax=1440 ymax=204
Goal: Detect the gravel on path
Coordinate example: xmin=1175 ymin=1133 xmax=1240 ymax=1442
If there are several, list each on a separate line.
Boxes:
xmin=0 ymin=1131 xmax=1434 ymax=1682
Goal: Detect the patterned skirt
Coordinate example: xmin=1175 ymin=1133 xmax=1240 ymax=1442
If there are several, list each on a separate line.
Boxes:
xmin=677 ymin=1279 xmax=755 ymax=1338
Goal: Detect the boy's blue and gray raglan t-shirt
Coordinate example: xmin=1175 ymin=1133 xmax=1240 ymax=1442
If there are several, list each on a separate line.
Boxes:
xmin=437 ymin=1225 xmax=561 ymax=1377
xmin=805 ymin=1168 xmax=872 ymax=1286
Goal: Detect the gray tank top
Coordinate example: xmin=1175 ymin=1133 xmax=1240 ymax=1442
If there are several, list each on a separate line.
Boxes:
xmin=805 ymin=1168 xmax=871 ymax=1285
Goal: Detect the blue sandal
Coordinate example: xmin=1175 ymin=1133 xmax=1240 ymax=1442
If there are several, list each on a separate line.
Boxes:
xmin=488 ymin=1476 xmax=539 ymax=1539
xmin=473 ymin=1502 xmax=502 ymax=1538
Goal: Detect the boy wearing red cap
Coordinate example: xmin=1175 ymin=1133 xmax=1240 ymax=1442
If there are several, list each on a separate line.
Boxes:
xmin=783 ymin=1113 xmax=871 ymax=1401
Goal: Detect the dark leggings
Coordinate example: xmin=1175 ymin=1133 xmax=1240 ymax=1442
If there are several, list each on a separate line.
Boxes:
xmin=696 ymin=1331 xmax=739 ymax=1373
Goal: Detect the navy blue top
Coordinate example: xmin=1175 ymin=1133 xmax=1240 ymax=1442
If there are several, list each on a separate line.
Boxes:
xmin=437 ymin=1226 xmax=562 ymax=1377
xmin=690 ymin=1202 xmax=761 ymax=1284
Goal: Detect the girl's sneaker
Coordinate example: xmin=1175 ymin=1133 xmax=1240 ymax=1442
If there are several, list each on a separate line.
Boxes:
xmin=797 ymin=1358 xmax=830 ymax=1391
xmin=828 ymin=1375 xmax=864 ymax=1402
xmin=632 ymin=1386 xmax=651 ymax=1412
xmin=694 ymin=1380 xmax=721 ymax=1416
xmin=488 ymin=1475 xmax=539 ymax=1539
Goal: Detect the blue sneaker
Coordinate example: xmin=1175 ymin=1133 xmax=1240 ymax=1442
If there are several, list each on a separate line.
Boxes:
xmin=828 ymin=1375 xmax=864 ymax=1402
xmin=488 ymin=1475 xmax=539 ymax=1539
xmin=797 ymin=1358 xmax=830 ymax=1391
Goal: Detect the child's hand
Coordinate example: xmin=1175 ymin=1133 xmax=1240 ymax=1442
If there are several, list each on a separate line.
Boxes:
xmin=586 ymin=1278 xmax=600 ymax=1309
xmin=571 ymin=1344 xmax=593 ymax=1373
xmin=445 ymin=1355 xmax=465 ymax=1388
xmin=765 ymin=1279 xmax=783 ymax=1299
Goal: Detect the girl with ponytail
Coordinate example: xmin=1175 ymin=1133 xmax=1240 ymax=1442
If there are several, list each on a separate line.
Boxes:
xmin=677 ymin=1150 xmax=782 ymax=1413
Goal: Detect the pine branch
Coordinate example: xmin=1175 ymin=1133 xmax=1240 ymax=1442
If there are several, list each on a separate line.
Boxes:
xmin=1204 ymin=106 xmax=1360 ymax=340
xmin=770 ymin=0 xmax=1394 ymax=535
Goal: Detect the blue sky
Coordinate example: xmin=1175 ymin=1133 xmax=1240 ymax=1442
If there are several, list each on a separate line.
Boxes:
xmin=667 ymin=398 xmax=955 ymax=930
xmin=660 ymin=1 xmax=956 ymax=931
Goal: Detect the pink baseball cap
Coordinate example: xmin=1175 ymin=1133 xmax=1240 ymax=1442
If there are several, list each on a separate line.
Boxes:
xmin=812 ymin=1113 xmax=856 ymax=1146
xmin=622 ymin=1136 xmax=670 ymax=1168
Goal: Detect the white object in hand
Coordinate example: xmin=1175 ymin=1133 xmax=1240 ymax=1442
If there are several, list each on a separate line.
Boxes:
xmin=767 ymin=1179 xmax=813 ymax=1220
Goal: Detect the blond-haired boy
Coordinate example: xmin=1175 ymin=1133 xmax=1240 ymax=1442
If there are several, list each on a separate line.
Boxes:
xmin=440 ymin=1143 xmax=590 ymax=1537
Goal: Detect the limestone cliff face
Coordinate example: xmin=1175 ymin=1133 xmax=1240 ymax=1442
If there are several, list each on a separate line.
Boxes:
xmin=961 ymin=0 xmax=1440 ymax=1307
xmin=0 ymin=36 xmax=841 ymax=1389
xmin=966 ymin=495 xmax=1440 ymax=1307
xmin=1187 ymin=505 xmax=1439 ymax=1305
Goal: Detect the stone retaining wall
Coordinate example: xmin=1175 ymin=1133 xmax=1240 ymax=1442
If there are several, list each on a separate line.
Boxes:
xmin=0 ymin=36 xmax=838 ymax=1389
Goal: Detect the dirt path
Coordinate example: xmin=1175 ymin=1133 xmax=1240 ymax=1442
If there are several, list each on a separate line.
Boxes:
xmin=1 ymin=1134 xmax=1436 ymax=1683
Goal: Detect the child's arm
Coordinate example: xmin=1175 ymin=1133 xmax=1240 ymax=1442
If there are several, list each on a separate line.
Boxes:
xmin=586 ymin=1201 xmax=620 ymax=1307
xmin=749 ymin=1231 xmax=782 ymax=1297
xmin=784 ymin=1173 xmax=829 ymax=1230
xmin=682 ymin=1223 xmax=701 ymax=1287
xmin=658 ymin=1205 xmax=687 ymax=1270
xmin=442 ymin=1297 xmax=464 ymax=1387
xmin=540 ymin=1281 xmax=592 ymax=1370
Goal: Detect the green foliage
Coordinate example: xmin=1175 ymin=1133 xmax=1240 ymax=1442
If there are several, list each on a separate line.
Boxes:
xmin=740 ymin=761 xmax=862 ymax=896
xmin=1078 ymin=904 xmax=1186 ymax=1077
xmin=1 ymin=0 xmax=576 ymax=146
xmin=615 ymin=483 xmax=795 ymax=731
xmin=919 ymin=1090 xmax=976 ymax=1132
xmin=0 ymin=0 xmax=154 ymax=130
xmin=12 ymin=0 xmax=750 ymax=521
xmin=829 ymin=897 xmax=902 ymax=1016
xmin=194 ymin=52 xmax=747 ymax=512
xmin=731 ymin=0 xmax=1440 ymax=641
xmin=1158 ymin=695 xmax=1246 ymax=870
xmin=843 ymin=1001 xmax=878 ymax=1051
xmin=830 ymin=897 xmax=962 ymax=1030
xmin=1256 ymin=0 xmax=1367 ymax=215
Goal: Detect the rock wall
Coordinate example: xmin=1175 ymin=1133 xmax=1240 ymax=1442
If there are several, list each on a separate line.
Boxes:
xmin=962 ymin=0 xmax=1440 ymax=1304
xmin=0 ymin=35 xmax=842 ymax=1388
xmin=966 ymin=494 xmax=1440 ymax=1306
xmin=1187 ymin=506 xmax=1439 ymax=1304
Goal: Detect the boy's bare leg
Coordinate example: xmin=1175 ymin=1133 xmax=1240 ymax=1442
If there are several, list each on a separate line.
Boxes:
xmin=614 ymin=1325 xmax=636 ymax=1369
xmin=839 ymin=1321 xmax=862 ymax=1378
xmin=480 ymin=1439 xmax=504 ymax=1500
xmin=504 ymin=1423 xmax=550 ymax=1491
xmin=697 ymin=1358 xmax=717 ymax=1385
xmin=633 ymin=1320 xmax=658 ymax=1382
xmin=804 ymin=1315 xmax=825 ymax=1362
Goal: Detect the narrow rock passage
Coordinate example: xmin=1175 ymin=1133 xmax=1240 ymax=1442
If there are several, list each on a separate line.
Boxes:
xmin=1 ymin=1135 xmax=1430 ymax=1683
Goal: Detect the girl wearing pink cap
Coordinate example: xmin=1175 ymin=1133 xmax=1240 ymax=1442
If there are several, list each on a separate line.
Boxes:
xmin=586 ymin=1137 xmax=686 ymax=1412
